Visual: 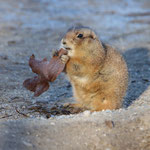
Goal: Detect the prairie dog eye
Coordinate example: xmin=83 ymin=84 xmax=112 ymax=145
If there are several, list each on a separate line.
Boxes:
xmin=77 ymin=34 xmax=83 ymax=38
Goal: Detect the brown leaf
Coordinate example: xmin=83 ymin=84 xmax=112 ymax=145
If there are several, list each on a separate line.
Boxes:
xmin=23 ymin=76 xmax=50 ymax=97
xmin=105 ymin=120 xmax=115 ymax=128
xmin=23 ymin=48 xmax=68 ymax=96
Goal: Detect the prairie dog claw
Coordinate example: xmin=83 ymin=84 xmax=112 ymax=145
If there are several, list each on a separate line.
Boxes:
xmin=61 ymin=55 xmax=69 ymax=64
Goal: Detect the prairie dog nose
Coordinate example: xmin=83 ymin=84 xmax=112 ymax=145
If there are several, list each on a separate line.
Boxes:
xmin=62 ymin=39 xmax=66 ymax=45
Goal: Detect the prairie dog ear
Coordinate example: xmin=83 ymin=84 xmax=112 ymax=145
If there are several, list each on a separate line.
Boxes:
xmin=89 ymin=30 xmax=97 ymax=39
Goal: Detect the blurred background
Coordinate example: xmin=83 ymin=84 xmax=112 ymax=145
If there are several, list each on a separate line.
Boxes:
xmin=0 ymin=0 xmax=150 ymax=57
xmin=0 ymin=0 xmax=150 ymax=118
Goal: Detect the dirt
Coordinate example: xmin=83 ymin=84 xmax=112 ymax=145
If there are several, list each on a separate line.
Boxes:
xmin=0 ymin=0 xmax=150 ymax=149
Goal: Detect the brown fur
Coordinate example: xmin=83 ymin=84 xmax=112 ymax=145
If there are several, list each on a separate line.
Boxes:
xmin=61 ymin=27 xmax=128 ymax=111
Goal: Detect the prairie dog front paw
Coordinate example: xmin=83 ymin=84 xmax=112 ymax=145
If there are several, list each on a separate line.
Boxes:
xmin=61 ymin=54 xmax=69 ymax=64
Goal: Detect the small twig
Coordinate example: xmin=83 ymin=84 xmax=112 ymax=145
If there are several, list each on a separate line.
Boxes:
xmin=0 ymin=115 xmax=13 ymax=119
xmin=15 ymin=107 xmax=28 ymax=117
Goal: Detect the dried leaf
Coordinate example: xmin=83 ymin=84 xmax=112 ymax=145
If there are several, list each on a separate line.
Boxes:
xmin=23 ymin=48 xmax=68 ymax=96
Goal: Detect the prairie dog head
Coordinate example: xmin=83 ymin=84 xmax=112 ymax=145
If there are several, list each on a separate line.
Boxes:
xmin=61 ymin=26 xmax=102 ymax=58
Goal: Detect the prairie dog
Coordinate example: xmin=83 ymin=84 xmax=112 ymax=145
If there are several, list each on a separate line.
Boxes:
xmin=60 ymin=26 xmax=128 ymax=111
